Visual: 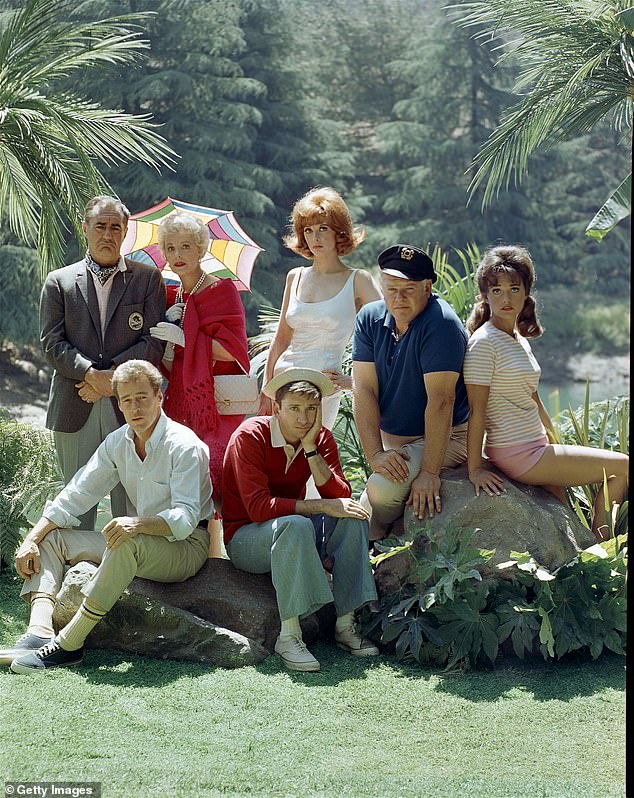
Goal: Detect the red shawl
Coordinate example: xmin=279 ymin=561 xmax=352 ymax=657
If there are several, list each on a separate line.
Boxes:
xmin=163 ymin=279 xmax=249 ymax=436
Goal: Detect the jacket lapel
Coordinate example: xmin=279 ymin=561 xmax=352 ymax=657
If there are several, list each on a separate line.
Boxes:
xmin=104 ymin=265 xmax=132 ymax=332
xmin=76 ymin=263 xmax=102 ymax=341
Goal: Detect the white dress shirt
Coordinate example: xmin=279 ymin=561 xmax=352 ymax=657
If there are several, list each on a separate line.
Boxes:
xmin=43 ymin=412 xmax=213 ymax=540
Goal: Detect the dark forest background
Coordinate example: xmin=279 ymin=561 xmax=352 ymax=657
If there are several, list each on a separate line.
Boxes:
xmin=0 ymin=0 xmax=630 ymax=360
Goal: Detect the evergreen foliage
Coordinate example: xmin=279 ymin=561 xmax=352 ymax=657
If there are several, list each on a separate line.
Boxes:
xmin=0 ymin=246 xmax=41 ymax=345
xmin=0 ymin=411 xmax=62 ymax=566
xmin=455 ymin=0 xmax=634 ymax=217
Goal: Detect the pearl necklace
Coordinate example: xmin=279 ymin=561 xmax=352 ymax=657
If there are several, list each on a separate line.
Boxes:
xmin=175 ymin=271 xmax=207 ymax=329
xmin=163 ymin=270 xmax=207 ymax=364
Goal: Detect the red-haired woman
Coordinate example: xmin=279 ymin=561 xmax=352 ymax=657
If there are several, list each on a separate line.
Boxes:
xmin=260 ymin=187 xmax=380 ymax=428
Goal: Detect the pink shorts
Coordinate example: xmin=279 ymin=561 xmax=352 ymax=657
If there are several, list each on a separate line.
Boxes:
xmin=485 ymin=435 xmax=549 ymax=480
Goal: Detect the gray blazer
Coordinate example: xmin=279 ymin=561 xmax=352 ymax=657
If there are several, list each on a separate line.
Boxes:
xmin=40 ymin=257 xmax=166 ymax=433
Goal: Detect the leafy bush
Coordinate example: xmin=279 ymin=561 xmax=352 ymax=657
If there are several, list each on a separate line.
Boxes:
xmin=363 ymin=526 xmax=627 ymax=670
xmin=550 ymin=390 xmax=629 ymax=534
xmin=0 ymin=411 xmax=62 ymax=566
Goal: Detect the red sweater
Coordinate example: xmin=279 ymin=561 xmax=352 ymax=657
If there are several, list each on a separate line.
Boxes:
xmin=222 ymin=416 xmax=351 ymax=544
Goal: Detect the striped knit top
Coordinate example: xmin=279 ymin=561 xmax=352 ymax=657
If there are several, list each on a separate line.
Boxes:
xmin=463 ymin=320 xmax=545 ymax=448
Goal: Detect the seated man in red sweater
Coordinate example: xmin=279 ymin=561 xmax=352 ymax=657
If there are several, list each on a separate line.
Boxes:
xmin=222 ymin=368 xmax=379 ymax=672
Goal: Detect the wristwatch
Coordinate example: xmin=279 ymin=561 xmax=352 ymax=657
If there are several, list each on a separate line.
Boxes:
xmin=305 ymin=450 xmax=318 ymax=458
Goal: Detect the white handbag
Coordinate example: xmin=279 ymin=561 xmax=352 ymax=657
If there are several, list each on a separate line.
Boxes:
xmin=214 ymin=361 xmax=260 ymax=416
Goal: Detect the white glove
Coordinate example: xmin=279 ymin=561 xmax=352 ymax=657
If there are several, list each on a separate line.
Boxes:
xmin=165 ymin=303 xmax=185 ymax=323
xmin=150 ymin=322 xmax=185 ymax=348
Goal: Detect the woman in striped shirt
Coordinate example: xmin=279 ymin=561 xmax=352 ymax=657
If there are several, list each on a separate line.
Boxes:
xmin=463 ymin=245 xmax=628 ymax=541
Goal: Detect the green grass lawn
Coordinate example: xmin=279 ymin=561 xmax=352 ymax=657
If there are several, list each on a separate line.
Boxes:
xmin=0 ymin=569 xmax=625 ymax=798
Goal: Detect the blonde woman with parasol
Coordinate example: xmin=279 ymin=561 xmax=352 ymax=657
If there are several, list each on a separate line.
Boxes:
xmin=150 ymin=212 xmax=249 ymax=557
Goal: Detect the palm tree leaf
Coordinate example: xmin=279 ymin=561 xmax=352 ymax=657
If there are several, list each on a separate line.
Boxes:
xmin=585 ymin=173 xmax=632 ymax=240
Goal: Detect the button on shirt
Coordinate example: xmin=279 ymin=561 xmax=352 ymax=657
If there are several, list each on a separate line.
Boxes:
xmin=43 ymin=412 xmax=213 ymax=540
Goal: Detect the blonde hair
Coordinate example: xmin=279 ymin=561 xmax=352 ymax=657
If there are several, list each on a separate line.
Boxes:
xmin=112 ymin=360 xmax=163 ymax=398
xmin=466 ymin=245 xmax=543 ymax=339
xmin=157 ymin=213 xmax=209 ymax=260
xmin=283 ymin=187 xmax=365 ymax=258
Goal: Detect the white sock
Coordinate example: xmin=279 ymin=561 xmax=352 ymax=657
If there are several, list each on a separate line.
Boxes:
xmin=279 ymin=616 xmax=302 ymax=639
xmin=57 ymin=598 xmax=107 ymax=651
xmin=335 ymin=612 xmax=355 ymax=633
xmin=27 ymin=593 xmax=56 ymax=638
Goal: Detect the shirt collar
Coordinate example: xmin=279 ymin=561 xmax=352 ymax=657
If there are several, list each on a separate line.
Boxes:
xmin=270 ymin=415 xmax=304 ymax=472
xmin=125 ymin=411 xmax=167 ymax=452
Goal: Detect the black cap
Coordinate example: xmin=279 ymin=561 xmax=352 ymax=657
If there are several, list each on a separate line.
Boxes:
xmin=377 ymin=244 xmax=436 ymax=283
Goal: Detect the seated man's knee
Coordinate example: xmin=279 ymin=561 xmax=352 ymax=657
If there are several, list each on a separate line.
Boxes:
xmin=365 ymin=472 xmax=407 ymax=508
xmin=272 ymin=515 xmax=315 ymax=548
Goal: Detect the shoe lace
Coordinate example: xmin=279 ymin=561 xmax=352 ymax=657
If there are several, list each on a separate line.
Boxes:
xmin=36 ymin=640 xmax=60 ymax=659
xmin=287 ymin=635 xmax=310 ymax=655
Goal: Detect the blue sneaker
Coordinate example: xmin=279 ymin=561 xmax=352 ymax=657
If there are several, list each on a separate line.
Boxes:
xmin=10 ymin=638 xmax=83 ymax=674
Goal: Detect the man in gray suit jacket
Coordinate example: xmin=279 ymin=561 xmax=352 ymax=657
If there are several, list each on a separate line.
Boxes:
xmin=40 ymin=195 xmax=166 ymax=528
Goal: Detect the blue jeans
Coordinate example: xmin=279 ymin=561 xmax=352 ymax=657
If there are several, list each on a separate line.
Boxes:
xmin=226 ymin=514 xmax=377 ymax=621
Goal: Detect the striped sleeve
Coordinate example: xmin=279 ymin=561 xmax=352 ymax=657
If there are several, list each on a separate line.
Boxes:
xmin=464 ymin=333 xmax=494 ymax=386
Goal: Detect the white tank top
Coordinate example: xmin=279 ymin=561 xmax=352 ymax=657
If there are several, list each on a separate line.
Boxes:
xmin=275 ymin=268 xmax=358 ymax=374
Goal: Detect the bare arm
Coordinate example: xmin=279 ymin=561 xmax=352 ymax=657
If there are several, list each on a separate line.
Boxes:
xmin=259 ymin=270 xmax=297 ymax=413
xmin=294 ymin=497 xmax=369 ymax=519
xmin=407 ymin=371 xmax=457 ymax=519
xmin=532 ymin=391 xmax=557 ymax=442
xmin=352 ymin=360 xmax=410 ymax=482
xmin=466 ymin=383 xmax=505 ymax=496
xmin=263 ymin=269 xmax=297 ymax=385
xmin=354 ymin=269 xmax=382 ymax=312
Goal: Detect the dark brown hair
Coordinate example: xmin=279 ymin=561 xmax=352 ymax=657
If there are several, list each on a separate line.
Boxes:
xmin=283 ymin=187 xmax=365 ymax=259
xmin=466 ymin=245 xmax=543 ymax=338
xmin=275 ymin=380 xmax=322 ymax=404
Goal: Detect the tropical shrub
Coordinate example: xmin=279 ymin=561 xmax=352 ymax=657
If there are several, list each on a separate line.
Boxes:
xmin=550 ymin=389 xmax=629 ymax=534
xmin=0 ymin=410 xmax=62 ymax=566
xmin=362 ymin=525 xmax=627 ymax=670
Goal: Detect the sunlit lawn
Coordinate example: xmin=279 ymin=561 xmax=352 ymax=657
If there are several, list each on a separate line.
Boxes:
xmin=0 ymin=568 xmax=625 ymax=798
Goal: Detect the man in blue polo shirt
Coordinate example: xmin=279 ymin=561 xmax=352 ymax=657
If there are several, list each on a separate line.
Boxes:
xmin=352 ymin=244 xmax=469 ymax=540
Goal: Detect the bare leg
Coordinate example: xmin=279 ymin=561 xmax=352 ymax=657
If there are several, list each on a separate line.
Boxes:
xmin=518 ymin=445 xmax=629 ymax=541
xmin=540 ymin=484 xmax=569 ymax=504
xmin=208 ymin=499 xmax=224 ymax=558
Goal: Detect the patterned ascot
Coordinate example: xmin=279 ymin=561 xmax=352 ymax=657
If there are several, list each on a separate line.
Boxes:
xmin=85 ymin=252 xmax=120 ymax=285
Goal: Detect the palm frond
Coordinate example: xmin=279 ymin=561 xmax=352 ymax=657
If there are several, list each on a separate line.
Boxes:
xmin=0 ymin=0 xmax=178 ymax=276
xmin=453 ymin=0 xmax=634 ymax=208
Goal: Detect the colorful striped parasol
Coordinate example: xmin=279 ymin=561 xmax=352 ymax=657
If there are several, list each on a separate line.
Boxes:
xmin=121 ymin=197 xmax=263 ymax=291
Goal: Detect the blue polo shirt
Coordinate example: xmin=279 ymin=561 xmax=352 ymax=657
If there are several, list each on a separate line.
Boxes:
xmin=352 ymin=296 xmax=469 ymax=437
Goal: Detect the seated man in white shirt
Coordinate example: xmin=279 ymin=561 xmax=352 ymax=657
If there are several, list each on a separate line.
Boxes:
xmin=2 ymin=359 xmax=212 ymax=674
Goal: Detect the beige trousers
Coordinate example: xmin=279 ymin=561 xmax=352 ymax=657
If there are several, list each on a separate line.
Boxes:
xmin=21 ymin=527 xmax=209 ymax=612
xmin=361 ymin=422 xmax=468 ymax=539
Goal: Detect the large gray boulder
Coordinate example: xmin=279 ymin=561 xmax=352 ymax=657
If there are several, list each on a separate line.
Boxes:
xmin=53 ymin=558 xmax=333 ymax=664
xmin=375 ymin=463 xmax=596 ymax=597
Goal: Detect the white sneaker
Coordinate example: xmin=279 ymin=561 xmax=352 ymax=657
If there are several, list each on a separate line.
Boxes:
xmin=274 ymin=634 xmax=320 ymax=672
xmin=335 ymin=623 xmax=379 ymax=657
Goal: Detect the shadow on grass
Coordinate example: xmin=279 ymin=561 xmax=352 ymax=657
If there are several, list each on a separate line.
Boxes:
xmin=1 ymin=569 xmax=625 ymax=699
